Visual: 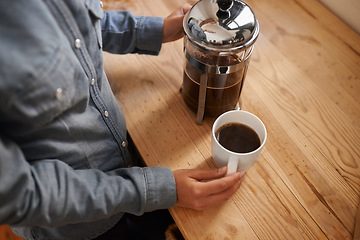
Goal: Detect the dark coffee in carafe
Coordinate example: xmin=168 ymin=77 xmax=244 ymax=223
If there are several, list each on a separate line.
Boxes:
xmin=182 ymin=51 xmax=248 ymax=117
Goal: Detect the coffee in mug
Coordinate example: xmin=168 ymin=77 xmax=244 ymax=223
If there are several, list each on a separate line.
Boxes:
xmin=215 ymin=122 xmax=261 ymax=153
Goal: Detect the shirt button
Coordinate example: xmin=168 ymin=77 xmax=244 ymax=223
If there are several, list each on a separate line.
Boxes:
xmin=55 ymin=88 xmax=63 ymax=99
xmin=100 ymin=1 xmax=103 ymax=8
xmin=122 ymin=141 xmax=126 ymax=148
xmin=75 ymin=39 xmax=81 ymax=48
xmin=104 ymin=110 xmax=109 ymax=117
xmin=90 ymin=78 xmax=95 ymax=86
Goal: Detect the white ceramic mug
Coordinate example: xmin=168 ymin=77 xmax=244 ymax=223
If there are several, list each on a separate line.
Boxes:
xmin=211 ymin=110 xmax=267 ymax=175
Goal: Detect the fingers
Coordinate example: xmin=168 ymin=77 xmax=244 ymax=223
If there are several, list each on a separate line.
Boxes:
xmin=189 ymin=172 xmax=245 ymax=210
xmin=199 ymin=178 xmax=244 ymax=208
xmin=173 ymin=168 xmax=245 ymax=211
xmin=162 ymin=4 xmax=192 ymax=43
xmin=198 ymin=171 xmax=245 ymax=196
xmin=187 ymin=167 xmax=227 ymax=180
xmin=170 ymin=3 xmax=192 ymax=17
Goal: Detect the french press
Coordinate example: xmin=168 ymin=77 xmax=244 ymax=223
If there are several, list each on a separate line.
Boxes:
xmin=182 ymin=0 xmax=259 ymax=124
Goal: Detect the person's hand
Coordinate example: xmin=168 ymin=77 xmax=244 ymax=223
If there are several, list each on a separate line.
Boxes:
xmin=163 ymin=3 xmax=192 ymax=43
xmin=173 ymin=167 xmax=245 ymax=210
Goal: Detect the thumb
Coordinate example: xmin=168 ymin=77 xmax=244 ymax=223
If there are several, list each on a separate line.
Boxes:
xmin=168 ymin=3 xmax=191 ymax=18
xmin=188 ymin=167 xmax=227 ymax=181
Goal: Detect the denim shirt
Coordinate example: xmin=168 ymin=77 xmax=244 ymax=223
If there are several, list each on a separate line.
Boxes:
xmin=0 ymin=0 xmax=177 ymax=239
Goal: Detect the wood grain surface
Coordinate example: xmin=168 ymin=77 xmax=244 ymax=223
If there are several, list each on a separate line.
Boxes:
xmin=103 ymin=0 xmax=360 ymax=239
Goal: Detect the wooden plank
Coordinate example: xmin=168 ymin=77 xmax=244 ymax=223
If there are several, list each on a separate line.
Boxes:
xmin=245 ymin=0 xmax=360 ymax=123
xmin=246 ymin=0 xmax=360 ymax=195
xmin=243 ymin=65 xmax=356 ymax=238
xmin=247 ymin=34 xmax=360 ymax=192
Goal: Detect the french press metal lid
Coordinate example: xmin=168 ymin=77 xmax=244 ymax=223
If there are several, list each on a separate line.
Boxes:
xmin=183 ymin=0 xmax=259 ymax=52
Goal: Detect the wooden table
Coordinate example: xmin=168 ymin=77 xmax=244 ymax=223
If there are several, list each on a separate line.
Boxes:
xmin=103 ymin=0 xmax=360 ymax=239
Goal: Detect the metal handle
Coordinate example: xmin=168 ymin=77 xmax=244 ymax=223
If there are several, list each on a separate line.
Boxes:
xmin=196 ymin=70 xmax=208 ymax=124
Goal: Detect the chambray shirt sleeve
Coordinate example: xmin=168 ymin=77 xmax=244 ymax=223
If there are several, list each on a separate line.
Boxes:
xmin=101 ymin=11 xmax=164 ymax=55
xmin=0 ymin=135 xmax=177 ymax=227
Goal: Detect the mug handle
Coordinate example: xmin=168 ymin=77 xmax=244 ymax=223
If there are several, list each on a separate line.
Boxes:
xmin=226 ymin=156 xmax=238 ymax=176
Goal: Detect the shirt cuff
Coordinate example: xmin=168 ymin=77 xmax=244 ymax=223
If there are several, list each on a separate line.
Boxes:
xmin=135 ymin=16 xmax=164 ymax=55
xmin=143 ymin=167 xmax=177 ymax=211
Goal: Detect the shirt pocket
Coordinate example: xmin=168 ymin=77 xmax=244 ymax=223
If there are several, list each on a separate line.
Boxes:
xmin=9 ymin=45 xmax=89 ymax=128
xmin=85 ymin=0 xmax=104 ymax=49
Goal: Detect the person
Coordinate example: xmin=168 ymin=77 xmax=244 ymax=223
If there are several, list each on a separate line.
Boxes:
xmin=0 ymin=0 xmax=245 ymax=239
